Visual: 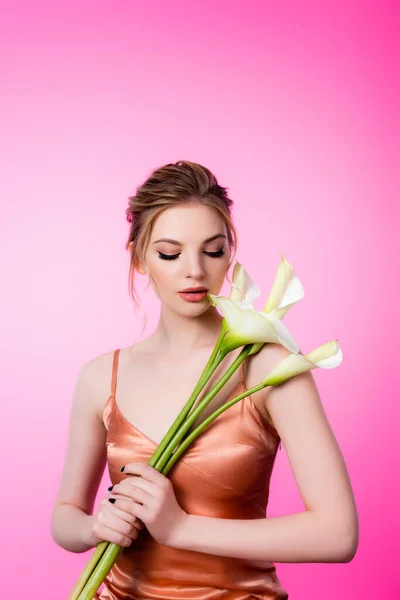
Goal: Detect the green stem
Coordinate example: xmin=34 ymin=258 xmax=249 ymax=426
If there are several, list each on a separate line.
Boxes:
xmin=148 ymin=322 xmax=228 ymax=468
xmin=67 ymin=541 xmax=109 ymax=600
xmin=162 ymin=380 xmax=266 ymax=474
xmin=153 ymin=344 xmax=254 ymax=472
xmin=77 ymin=543 xmax=123 ymax=599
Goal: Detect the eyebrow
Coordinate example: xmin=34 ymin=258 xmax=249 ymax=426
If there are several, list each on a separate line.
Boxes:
xmin=153 ymin=233 xmax=227 ymax=245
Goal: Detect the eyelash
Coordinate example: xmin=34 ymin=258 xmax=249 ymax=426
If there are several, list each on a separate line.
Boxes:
xmin=157 ymin=247 xmax=226 ymax=261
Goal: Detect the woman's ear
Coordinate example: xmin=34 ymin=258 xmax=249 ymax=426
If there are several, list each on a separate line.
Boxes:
xmin=136 ymin=261 xmax=148 ymax=275
xmin=129 ymin=243 xmax=147 ymax=275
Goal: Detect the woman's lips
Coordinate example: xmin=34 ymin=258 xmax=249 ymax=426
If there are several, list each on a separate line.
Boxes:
xmin=178 ymin=290 xmax=208 ymax=302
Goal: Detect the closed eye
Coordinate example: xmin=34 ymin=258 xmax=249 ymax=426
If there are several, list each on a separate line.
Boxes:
xmin=157 ymin=247 xmax=225 ymax=261
xmin=157 ymin=251 xmax=180 ymax=261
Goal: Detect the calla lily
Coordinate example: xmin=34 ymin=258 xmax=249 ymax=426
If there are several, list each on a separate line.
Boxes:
xmin=209 ymin=254 xmax=303 ymax=355
xmin=264 ymin=340 xmax=343 ymax=386
xmin=249 ymin=253 xmax=304 ymax=355
xmin=208 ymin=293 xmax=301 ymax=354
xmin=263 ymin=252 xmax=304 ymax=319
xmin=229 ymin=261 xmax=261 ymax=309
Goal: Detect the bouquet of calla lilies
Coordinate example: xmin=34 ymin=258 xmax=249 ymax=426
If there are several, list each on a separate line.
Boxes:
xmin=69 ymin=253 xmax=343 ymax=599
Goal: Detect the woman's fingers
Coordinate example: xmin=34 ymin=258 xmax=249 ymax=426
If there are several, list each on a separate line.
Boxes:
xmin=105 ymin=496 xmax=146 ymax=530
xmin=110 ymin=485 xmax=153 ymax=511
xmin=93 ymin=520 xmax=137 ymax=548
xmin=103 ymin=497 xmax=137 ymax=524
xmin=112 ymin=480 xmax=154 ymax=503
xmin=100 ymin=506 xmax=136 ymax=537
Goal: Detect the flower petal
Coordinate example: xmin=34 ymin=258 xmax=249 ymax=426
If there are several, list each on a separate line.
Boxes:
xmin=261 ymin=312 xmax=301 ymax=354
xmin=264 ymin=353 xmax=315 ymax=385
xmin=306 ymin=341 xmax=343 ymax=369
xmin=208 ymin=295 xmax=243 ymax=328
xmin=212 ymin=300 xmax=300 ymax=354
xmin=236 ymin=301 xmax=256 ymax=311
xmin=230 ymin=262 xmax=262 ymax=305
xmin=264 ymin=340 xmax=343 ymax=385
xmin=263 ymin=253 xmax=304 ymax=317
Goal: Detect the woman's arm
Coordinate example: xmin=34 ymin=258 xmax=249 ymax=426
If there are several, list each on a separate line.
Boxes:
xmin=171 ymin=345 xmax=359 ymax=563
xmin=51 ymin=359 xmax=108 ymax=553
xmin=51 ymin=505 xmax=98 ymax=553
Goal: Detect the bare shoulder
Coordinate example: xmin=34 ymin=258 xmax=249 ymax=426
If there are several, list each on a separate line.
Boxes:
xmin=76 ymin=348 xmax=118 ymax=421
xmin=244 ymin=343 xmax=293 ymax=430
xmin=245 ymin=339 xmax=344 ymax=444
xmin=245 ymin=342 xmax=290 ymax=381
xmin=81 ymin=340 xmax=155 ymax=417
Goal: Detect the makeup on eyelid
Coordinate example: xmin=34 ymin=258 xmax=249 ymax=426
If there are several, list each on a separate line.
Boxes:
xmin=157 ymin=247 xmax=226 ymax=261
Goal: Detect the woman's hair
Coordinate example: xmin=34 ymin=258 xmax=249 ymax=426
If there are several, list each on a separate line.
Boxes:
xmin=125 ymin=160 xmax=238 ymax=330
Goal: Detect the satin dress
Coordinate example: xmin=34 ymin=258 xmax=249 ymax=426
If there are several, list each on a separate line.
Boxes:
xmin=95 ymin=349 xmax=289 ymax=600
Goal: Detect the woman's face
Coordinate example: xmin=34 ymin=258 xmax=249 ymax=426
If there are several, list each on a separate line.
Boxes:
xmin=140 ymin=202 xmax=231 ymax=317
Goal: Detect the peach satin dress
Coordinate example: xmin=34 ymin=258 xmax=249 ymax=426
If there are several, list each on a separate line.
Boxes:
xmin=96 ymin=349 xmax=289 ymax=600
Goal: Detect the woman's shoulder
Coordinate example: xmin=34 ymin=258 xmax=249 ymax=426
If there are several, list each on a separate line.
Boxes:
xmin=81 ymin=338 xmax=151 ymax=377
xmin=76 ymin=348 xmax=122 ymax=421
xmin=78 ymin=341 xmax=154 ymax=413
xmin=80 ymin=347 xmax=115 ymax=378
xmin=245 ymin=342 xmax=292 ymax=386
xmin=244 ymin=343 xmax=294 ymax=430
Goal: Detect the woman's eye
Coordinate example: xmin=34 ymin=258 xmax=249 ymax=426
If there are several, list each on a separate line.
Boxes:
xmin=157 ymin=247 xmax=225 ymax=261
xmin=157 ymin=251 xmax=181 ymax=260
xmin=204 ymin=247 xmax=225 ymax=258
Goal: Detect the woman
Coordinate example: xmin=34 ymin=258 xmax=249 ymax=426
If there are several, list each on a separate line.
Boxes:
xmin=51 ymin=161 xmax=359 ymax=599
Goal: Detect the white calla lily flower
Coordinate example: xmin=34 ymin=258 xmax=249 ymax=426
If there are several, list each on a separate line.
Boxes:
xmin=250 ymin=253 xmax=304 ymax=355
xmin=210 ymin=255 xmax=303 ymax=356
xmin=264 ymin=341 xmax=342 ymax=386
xmin=263 ymin=252 xmax=304 ymax=319
xmin=229 ymin=261 xmax=261 ymax=309
xmin=208 ymin=294 xmax=301 ymax=354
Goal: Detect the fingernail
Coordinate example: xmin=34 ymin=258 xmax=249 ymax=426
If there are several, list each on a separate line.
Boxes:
xmin=109 ymin=498 xmax=116 ymax=504
xmin=108 ymin=485 xmax=114 ymax=491
xmin=120 ymin=466 xmax=125 ymax=472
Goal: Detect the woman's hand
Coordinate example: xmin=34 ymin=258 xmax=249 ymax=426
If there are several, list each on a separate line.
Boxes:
xmin=88 ymin=487 xmax=145 ymax=549
xmin=109 ymin=462 xmax=188 ymax=547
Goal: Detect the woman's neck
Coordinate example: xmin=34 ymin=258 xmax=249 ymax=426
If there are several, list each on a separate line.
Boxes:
xmin=150 ymin=306 xmax=223 ymax=358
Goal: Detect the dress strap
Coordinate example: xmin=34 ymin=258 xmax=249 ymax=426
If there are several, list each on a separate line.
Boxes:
xmin=240 ymin=359 xmax=246 ymax=385
xmin=111 ymin=348 xmax=120 ymax=397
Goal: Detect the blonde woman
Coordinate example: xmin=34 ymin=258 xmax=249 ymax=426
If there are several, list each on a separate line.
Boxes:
xmin=51 ymin=161 xmax=359 ymax=599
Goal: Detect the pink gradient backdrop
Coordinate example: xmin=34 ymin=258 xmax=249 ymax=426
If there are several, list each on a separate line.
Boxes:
xmin=1 ymin=1 xmax=398 ymax=598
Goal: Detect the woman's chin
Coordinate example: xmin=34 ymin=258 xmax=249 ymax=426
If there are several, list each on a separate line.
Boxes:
xmin=172 ymin=299 xmax=212 ymax=317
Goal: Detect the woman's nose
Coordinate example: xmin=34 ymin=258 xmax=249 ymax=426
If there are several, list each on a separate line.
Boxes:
xmin=184 ymin=253 xmax=205 ymax=280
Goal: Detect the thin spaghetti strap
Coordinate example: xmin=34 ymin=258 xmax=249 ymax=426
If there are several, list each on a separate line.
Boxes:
xmin=111 ymin=348 xmax=120 ymax=397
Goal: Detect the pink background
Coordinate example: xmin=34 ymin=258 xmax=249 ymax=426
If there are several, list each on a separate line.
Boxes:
xmin=1 ymin=1 xmax=398 ymax=598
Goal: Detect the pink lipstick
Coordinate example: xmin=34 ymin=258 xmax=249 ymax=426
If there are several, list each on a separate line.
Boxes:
xmin=178 ymin=287 xmax=209 ymax=303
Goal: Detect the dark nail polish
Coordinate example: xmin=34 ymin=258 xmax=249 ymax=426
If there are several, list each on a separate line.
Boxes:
xmin=109 ymin=498 xmax=116 ymax=504
xmin=108 ymin=485 xmax=114 ymax=491
xmin=120 ymin=466 xmax=125 ymax=472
